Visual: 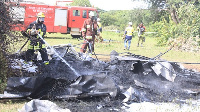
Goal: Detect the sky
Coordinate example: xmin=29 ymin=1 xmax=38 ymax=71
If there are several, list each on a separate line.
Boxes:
xmin=24 ymin=0 xmax=149 ymax=11
xmin=89 ymin=0 xmax=149 ymax=10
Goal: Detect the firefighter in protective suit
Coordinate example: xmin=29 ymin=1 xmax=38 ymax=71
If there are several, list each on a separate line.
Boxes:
xmin=80 ymin=11 xmax=97 ymax=53
xmin=25 ymin=12 xmax=49 ymax=65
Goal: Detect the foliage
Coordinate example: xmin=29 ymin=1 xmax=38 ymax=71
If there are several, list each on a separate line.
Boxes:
xmin=99 ymin=10 xmax=153 ymax=31
xmin=70 ymin=0 xmax=91 ymax=7
xmin=151 ymin=17 xmax=176 ymax=46
xmin=151 ymin=3 xmax=200 ymax=51
xmin=177 ymin=3 xmax=200 ymax=37
xmin=0 ymin=2 xmax=21 ymax=93
xmin=99 ymin=10 xmax=130 ymax=31
xmin=0 ymin=2 xmax=10 ymax=93
xmin=129 ymin=0 xmax=200 ymax=50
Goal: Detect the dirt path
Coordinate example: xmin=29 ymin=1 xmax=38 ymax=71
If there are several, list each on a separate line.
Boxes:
xmin=183 ymin=64 xmax=200 ymax=72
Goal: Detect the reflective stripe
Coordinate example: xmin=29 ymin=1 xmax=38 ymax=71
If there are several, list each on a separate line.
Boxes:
xmin=82 ymin=28 xmax=86 ymax=32
xmin=28 ymin=41 xmax=34 ymax=49
xmin=86 ymin=25 xmax=90 ymax=28
xmin=27 ymin=29 xmax=31 ymax=33
xmin=35 ymin=42 xmax=40 ymax=49
xmin=38 ymin=29 xmax=43 ymax=36
xmin=42 ymin=44 xmax=46 ymax=48
xmin=27 ymin=40 xmax=46 ymax=50
xmin=85 ymin=36 xmax=92 ymax=39
xmin=27 ymin=29 xmax=31 ymax=35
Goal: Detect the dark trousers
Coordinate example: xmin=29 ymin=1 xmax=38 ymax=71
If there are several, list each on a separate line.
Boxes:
xmin=25 ymin=48 xmax=49 ymax=62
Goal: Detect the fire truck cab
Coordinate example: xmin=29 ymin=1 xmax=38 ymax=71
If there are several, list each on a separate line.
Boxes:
xmin=11 ymin=2 xmax=98 ymax=38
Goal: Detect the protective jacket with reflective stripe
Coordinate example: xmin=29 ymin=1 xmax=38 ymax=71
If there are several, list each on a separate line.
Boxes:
xmin=26 ymin=21 xmax=46 ymax=50
xmin=81 ymin=18 xmax=97 ymax=40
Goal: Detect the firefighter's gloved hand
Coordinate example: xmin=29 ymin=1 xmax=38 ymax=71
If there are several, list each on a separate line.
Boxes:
xmin=29 ymin=29 xmax=39 ymax=36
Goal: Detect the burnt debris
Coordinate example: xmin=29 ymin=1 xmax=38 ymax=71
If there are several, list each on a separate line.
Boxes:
xmin=1 ymin=48 xmax=200 ymax=111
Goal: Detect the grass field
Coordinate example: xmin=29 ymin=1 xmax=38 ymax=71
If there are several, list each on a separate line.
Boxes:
xmin=47 ymin=31 xmax=200 ymax=62
xmin=1 ymin=31 xmax=200 ymax=111
xmin=12 ymin=31 xmax=200 ymax=63
xmin=0 ymin=100 xmax=26 ymax=112
xmin=44 ymin=31 xmax=200 ymax=68
xmin=11 ymin=31 xmax=200 ymax=71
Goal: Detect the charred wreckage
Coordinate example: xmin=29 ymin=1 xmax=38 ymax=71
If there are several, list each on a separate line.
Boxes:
xmin=1 ymin=44 xmax=200 ymax=111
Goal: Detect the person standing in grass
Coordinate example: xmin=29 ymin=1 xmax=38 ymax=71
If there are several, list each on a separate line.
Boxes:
xmin=80 ymin=11 xmax=97 ymax=53
xmin=137 ymin=23 xmax=146 ymax=47
xmin=123 ymin=22 xmax=134 ymax=50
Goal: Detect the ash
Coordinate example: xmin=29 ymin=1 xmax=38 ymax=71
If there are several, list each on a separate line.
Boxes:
xmin=6 ymin=49 xmax=200 ymax=111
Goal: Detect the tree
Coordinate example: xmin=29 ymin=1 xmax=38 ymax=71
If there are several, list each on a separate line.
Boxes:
xmin=132 ymin=0 xmax=198 ymax=24
xmin=0 ymin=2 xmax=13 ymax=93
xmin=70 ymin=0 xmax=92 ymax=7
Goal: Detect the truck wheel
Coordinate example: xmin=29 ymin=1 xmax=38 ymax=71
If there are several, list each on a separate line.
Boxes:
xmin=71 ymin=35 xmax=81 ymax=38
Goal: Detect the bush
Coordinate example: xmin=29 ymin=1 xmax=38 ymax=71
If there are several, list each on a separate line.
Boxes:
xmin=0 ymin=2 xmax=17 ymax=93
xmin=151 ymin=3 xmax=200 ymax=49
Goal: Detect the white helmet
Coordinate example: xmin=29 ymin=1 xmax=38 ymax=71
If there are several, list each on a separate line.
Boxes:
xmin=128 ymin=22 xmax=132 ymax=25
xmin=97 ymin=18 xmax=100 ymax=21
xmin=89 ymin=11 xmax=95 ymax=17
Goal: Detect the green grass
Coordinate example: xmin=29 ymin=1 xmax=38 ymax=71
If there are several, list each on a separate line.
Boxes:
xmin=0 ymin=100 xmax=26 ymax=112
xmin=14 ymin=31 xmax=200 ymax=63
xmin=100 ymin=31 xmax=200 ymax=63
xmin=2 ymin=31 xmax=200 ymax=111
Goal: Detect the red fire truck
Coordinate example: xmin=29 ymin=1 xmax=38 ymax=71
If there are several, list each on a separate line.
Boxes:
xmin=11 ymin=2 xmax=98 ymax=38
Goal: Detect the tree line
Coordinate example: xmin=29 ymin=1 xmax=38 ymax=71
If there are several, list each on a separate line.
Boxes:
xmin=72 ymin=0 xmax=200 ymax=48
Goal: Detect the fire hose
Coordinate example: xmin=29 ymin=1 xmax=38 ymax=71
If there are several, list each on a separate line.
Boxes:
xmin=15 ymin=25 xmax=29 ymax=54
xmin=84 ymin=39 xmax=99 ymax=62
xmin=37 ymin=33 xmax=80 ymax=76
xmin=16 ymin=38 xmax=29 ymax=54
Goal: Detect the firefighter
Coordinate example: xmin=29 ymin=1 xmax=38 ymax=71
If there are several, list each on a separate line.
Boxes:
xmin=123 ymin=22 xmax=134 ymax=50
xmin=137 ymin=23 xmax=146 ymax=47
xmin=96 ymin=18 xmax=103 ymax=42
xmin=80 ymin=11 xmax=97 ymax=53
xmin=24 ymin=12 xmax=49 ymax=65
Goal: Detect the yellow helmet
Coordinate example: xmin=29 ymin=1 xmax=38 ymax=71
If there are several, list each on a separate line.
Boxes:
xmin=37 ymin=12 xmax=45 ymax=18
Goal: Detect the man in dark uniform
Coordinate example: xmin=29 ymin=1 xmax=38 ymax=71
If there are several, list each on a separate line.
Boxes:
xmin=25 ymin=12 xmax=49 ymax=65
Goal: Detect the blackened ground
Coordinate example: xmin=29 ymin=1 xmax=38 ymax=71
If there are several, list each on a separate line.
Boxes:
xmin=55 ymin=96 xmax=125 ymax=112
xmin=10 ymin=53 xmax=200 ymax=111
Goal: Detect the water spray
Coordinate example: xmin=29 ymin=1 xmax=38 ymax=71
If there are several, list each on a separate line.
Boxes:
xmin=38 ymin=34 xmax=80 ymax=76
